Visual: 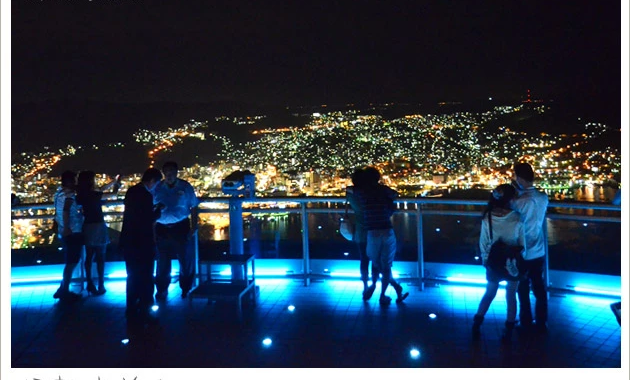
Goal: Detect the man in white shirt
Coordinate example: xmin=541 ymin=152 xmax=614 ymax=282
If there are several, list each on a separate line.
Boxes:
xmin=511 ymin=162 xmax=549 ymax=332
xmin=153 ymin=161 xmax=199 ymax=300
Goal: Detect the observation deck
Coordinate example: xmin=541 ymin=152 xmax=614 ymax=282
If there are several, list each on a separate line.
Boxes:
xmin=8 ymin=197 xmax=624 ymax=370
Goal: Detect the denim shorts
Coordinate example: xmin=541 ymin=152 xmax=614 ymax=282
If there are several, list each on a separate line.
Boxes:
xmin=366 ymin=229 xmax=397 ymax=268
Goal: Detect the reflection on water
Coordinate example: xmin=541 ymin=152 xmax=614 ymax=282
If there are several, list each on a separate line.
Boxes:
xmin=12 ymin=188 xmax=621 ymax=276
xmin=547 ymin=185 xmax=618 ymax=203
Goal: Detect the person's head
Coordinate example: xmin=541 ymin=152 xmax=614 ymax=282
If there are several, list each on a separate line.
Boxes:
xmin=487 ymin=183 xmax=517 ymax=212
xmin=161 ymin=161 xmax=179 ymax=186
xmin=60 ymin=170 xmax=77 ymax=189
xmin=363 ymin=166 xmax=381 ymax=185
xmin=142 ymin=168 xmax=164 ymax=191
xmin=512 ymin=162 xmax=535 ymax=189
xmin=77 ymin=170 xmax=96 ymax=193
xmin=351 ymin=168 xmax=367 ymax=188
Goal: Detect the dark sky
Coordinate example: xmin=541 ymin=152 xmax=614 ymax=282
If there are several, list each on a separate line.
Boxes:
xmin=11 ymin=0 xmax=623 ymax=106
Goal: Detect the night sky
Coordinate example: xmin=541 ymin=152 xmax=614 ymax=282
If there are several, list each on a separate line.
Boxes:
xmin=11 ymin=0 xmax=623 ymax=107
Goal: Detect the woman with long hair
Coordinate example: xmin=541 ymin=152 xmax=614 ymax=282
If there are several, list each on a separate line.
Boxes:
xmin=472 ymin=183 xmax=526 ymax=342
xmin=76 ymin=171 xmax=122 ymax=296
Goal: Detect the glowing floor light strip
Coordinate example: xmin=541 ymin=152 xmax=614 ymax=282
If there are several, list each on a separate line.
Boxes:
xmin=9 ymin=265 xmax=621 ymax=299
xmin=11 ymin=275 xmax=63 ymax=284
xmin=330 ymin=271 xmax=401 ymax=279
xmin=573 ymin=286 xmax=621 ymax=297
xmin=107 ymin=270 xmax=129 ymax=279
xmin=217 ymin=268 xmax=292 ymax=277
xmin=328 ymin=271 xmax=361 ymax=278
xmin=445 ymin=276 xmax=488 ymax=285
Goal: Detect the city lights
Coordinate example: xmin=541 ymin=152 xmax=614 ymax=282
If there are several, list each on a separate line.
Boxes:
xmin=10 ymin=103 xmax=621 ymax=250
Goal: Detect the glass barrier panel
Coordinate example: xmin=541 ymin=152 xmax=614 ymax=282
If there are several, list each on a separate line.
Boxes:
xmin=547 ymin=219 xmax=620 ymax=276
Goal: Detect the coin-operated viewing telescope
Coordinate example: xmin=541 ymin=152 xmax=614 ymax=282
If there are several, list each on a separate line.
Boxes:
xmin=221 ymin=170 xmax=256 ymax=281
xmin=221 ymin=170 xmax=256 ymax=199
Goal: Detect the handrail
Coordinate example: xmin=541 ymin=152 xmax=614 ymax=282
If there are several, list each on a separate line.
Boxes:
xmin=11 ymin=196 xmax=621 ymax=291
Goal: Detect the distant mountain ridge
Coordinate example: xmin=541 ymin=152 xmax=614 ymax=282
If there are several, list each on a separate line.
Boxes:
xmin=11 ymin=97 xmax=620 ymax=155
xmin=11 ymin=99 xmax=265 ymax=154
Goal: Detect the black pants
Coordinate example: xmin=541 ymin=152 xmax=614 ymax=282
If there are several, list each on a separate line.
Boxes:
xmin=125 ymin=250 xmax=155 ymax=319
xmin=517 ymin=256 xmax=548 ymax=325
xmin=357 ymin=240 xmax=378 ymax=285
xmin=155 ymin=219 xmax=194 ymax=294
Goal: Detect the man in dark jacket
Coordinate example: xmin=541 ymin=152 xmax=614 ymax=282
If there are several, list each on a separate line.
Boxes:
xmin=119 ymin=168 xmax=164 ymax=325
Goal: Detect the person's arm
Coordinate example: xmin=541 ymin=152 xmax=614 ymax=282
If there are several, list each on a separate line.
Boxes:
xmin=62 ymin=197 xmax=73 ymax=237
xmin=479 ymin=217 xmax=491 ymax=265
xmin=511 ymin=196 xmax=535 ymax=222
xmin=517 ymin=220 xmax=527 ymax=259
xmin=190 ymin=205 xmax=199 ymax=235
xmin=99 ymin=175 xmax=123 ymax=197
xmin=188 ymin=186 xmax=200 ymax=237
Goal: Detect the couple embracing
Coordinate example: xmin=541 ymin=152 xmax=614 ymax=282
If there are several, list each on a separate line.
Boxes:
xmin=473 ymin=162 xmax=549 ymax=342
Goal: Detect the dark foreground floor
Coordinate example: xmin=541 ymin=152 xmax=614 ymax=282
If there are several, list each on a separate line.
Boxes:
xmin=10 ymin=277 xmax=624 ymax=370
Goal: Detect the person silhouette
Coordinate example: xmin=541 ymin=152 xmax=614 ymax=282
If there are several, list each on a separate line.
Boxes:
xmin=472 ymin=183 xmax=526 ymax=342
xmin=76 ymin=170 xmax=122 ymax=296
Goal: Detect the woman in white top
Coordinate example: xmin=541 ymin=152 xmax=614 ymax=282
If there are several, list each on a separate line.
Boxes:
xmin=472 ymin=184 xmax=526 ymax=342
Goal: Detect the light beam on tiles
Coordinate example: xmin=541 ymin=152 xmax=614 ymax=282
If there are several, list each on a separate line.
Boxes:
xmin=330 ymin=270 xmax=402 ymax=279
xmin=107 ymin=270 xmax=128 ymax=279
xmin=445 ymin=275 xmax=487 ymax=285
xmin=329 ymin=271 xmax=361 ymax=278
xmin=256 ymin=278 xmax=292 ymax=286
xmin=570 ymin=294 xmax=621 ymax=308
xmin=573 ymin=286 xmax=621 ymax=298
xmin=11 ymin=275 xmax=63 ymax=284
xmin=218 ymin=268 xmax=292 ymax=277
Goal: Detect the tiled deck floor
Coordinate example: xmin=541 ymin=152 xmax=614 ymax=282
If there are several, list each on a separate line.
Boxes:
xmin=10 ymin=277 xmax=624 ymax=369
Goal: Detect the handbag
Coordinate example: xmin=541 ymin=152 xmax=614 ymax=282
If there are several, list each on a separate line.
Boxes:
xmin=339 ymin=201 xmax=354 ymax=241
xmin=485 ymin=214 xmax=526 ymax=282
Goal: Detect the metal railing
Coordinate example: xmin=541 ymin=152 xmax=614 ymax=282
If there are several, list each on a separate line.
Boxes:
xmin=10 ymin=196 xmax=621 ymax=294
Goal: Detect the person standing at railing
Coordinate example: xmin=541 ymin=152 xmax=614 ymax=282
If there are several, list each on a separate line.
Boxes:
xmin=356 ymin=166 xmax=409 ymax=306
xmin=472 ymin=183 xmax=526 ymax=342
xmin=153 ymin=161 xmax=200 ymax=300
xmin=346 ymin=168 xmax=379 ymax=300
xmin=52 ymin=170 xmax=84 ymax=301
xmin=76 ymin=170 xmax=122 ymax=296
xmin=119 ymin=168 xmax=164 ymax=325
xmin=511 ymin=162 xmax=549 ymax=333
